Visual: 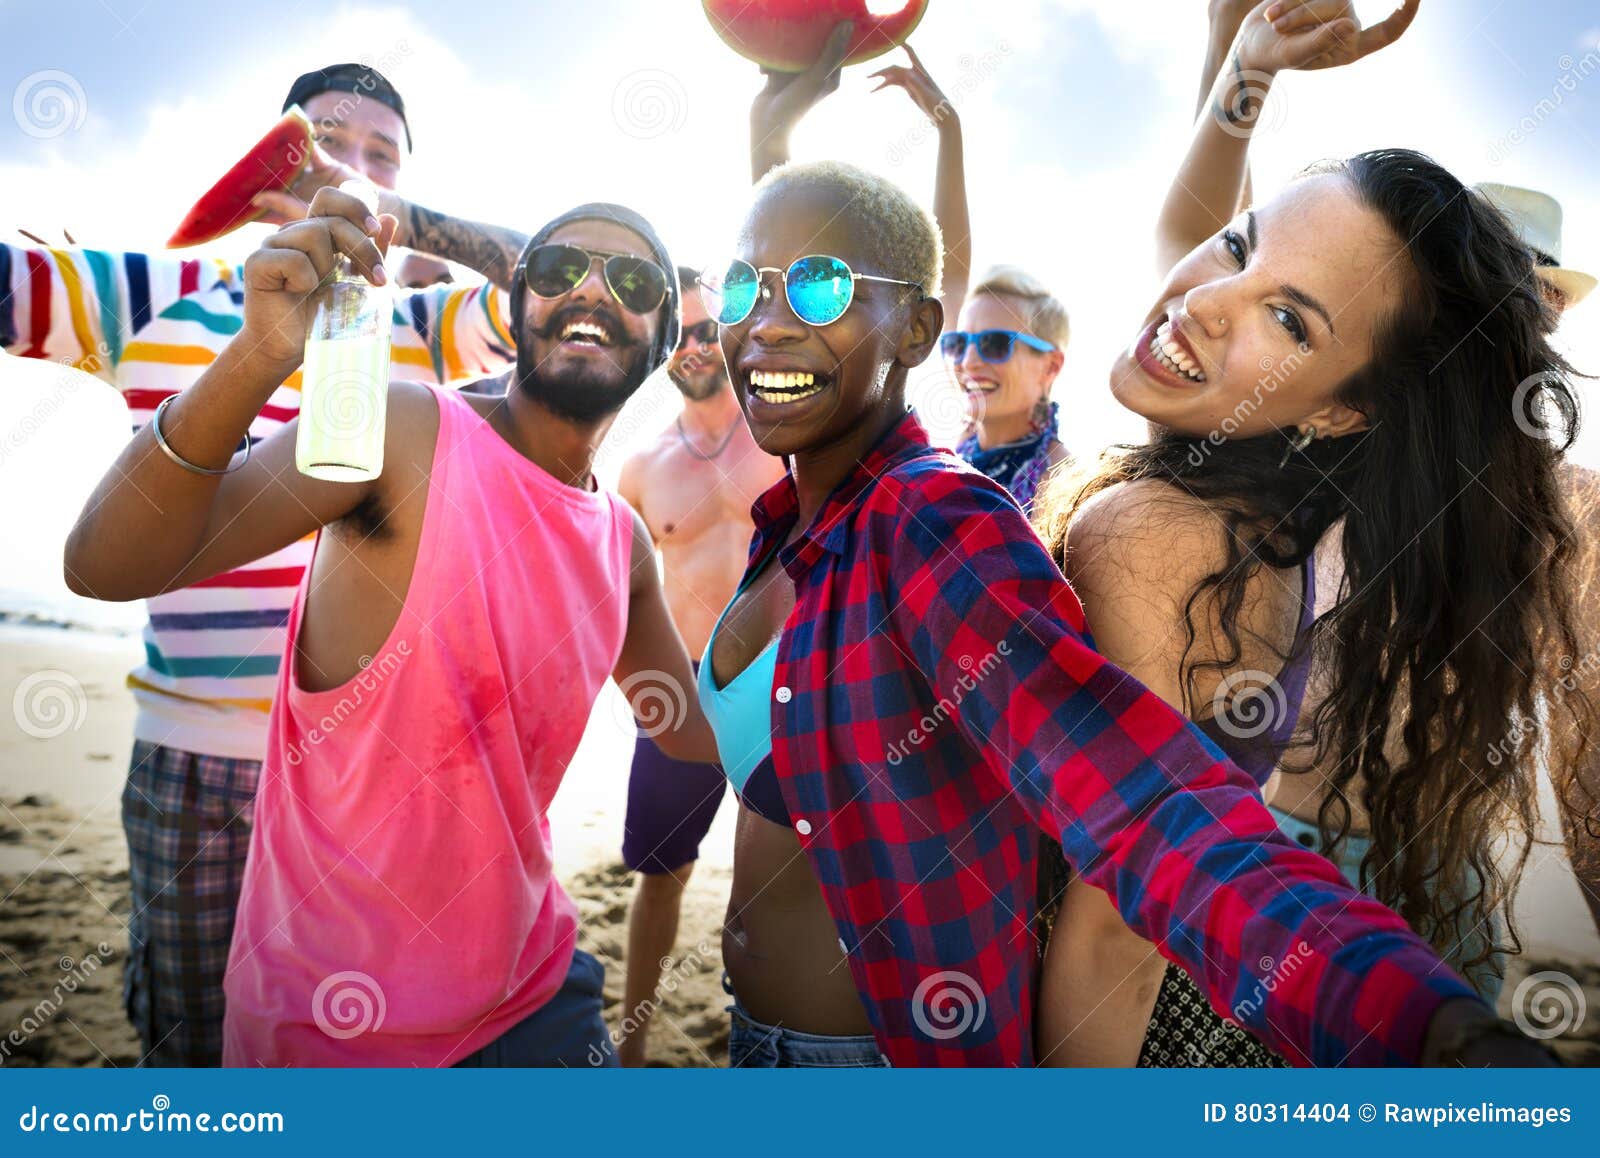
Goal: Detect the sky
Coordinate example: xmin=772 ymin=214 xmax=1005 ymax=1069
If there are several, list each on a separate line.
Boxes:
xmin=3 ymin=0 xmax=1600 ymax=623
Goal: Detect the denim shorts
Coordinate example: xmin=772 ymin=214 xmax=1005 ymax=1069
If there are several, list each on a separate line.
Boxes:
xmin=724 ymin=977 xmax=888 ymax=1068
xmin=454 ymin=949 xmax=618 ymax=1068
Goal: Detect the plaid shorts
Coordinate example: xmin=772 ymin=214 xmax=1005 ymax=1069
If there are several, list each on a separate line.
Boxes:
xmin=121 ymin=740 xmax=260 ymax=1067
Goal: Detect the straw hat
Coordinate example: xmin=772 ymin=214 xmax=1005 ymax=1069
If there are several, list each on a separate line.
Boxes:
xmin=1474 ymin=182 xmax=1595 ymax=307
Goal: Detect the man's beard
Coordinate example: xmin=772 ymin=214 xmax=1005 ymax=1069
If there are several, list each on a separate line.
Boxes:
xmin=668 ymin=360 xmax=730 ymax=402
xmin=515 ymin=313 xmax=653 ymax=423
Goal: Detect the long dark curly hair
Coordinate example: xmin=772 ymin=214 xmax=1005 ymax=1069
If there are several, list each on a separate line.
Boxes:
xmin=1036 ymin=149 xmax=1590 ymax=981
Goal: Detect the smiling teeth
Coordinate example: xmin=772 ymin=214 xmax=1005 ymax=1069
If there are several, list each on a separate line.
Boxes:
xmin=750 ymin=370 xmax=815 ymax=390
xmin=561 ymin=320 xmax=609 ymax=345
xmin=749 ymin=369 xmax=823 ymax=401
xmin=1150 ymin=320 xmax=1206 ymax=382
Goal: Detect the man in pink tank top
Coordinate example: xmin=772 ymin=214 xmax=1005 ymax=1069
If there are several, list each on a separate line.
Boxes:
xmin=66 ymin=188 xmax=718 ymax=1067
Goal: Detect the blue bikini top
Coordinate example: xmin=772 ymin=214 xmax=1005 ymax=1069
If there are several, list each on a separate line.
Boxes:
xmin=695 ymin=556 xmax=792 ymax=827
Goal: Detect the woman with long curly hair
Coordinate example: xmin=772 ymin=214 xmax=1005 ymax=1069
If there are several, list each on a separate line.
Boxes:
xmin=1033 ymin=0 xmax=1590 ymax=1066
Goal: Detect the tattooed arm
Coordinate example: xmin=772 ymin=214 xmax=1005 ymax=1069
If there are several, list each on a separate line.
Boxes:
xmin=381 ymin=197 xmax=528 ymax=291
xmin=1154 ymin=0 xmax=1419 ymax=275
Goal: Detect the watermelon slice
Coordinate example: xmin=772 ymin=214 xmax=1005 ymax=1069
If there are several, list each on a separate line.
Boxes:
xmin=167 ymin=106 xmax=313 ymax=248
xmin=703 ymin=0 xmax=930 ymax=73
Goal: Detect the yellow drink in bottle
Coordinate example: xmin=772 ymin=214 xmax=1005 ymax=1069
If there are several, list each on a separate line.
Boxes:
xmin=297 ymin=332 xmax=390 ymax=481
xmin=295 ymin=179 xmax=392 ymax=481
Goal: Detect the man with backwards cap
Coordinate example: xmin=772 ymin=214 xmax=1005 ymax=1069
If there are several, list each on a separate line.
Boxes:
xmin=3 ymin=62 xmax=536 ymax=1064
xmin=66 ymin=186 xmax=718 ymax=1067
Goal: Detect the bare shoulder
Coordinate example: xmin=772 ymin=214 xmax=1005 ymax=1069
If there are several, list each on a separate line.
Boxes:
xmin=1065 ymin=479 xmax=1228 ymax=601
xmin=381 ymin=379 xmax=444 ymax=461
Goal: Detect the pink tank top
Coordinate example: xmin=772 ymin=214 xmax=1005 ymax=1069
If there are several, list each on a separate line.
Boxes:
xmin=223 ymin=385 xmax=633 ymax=1067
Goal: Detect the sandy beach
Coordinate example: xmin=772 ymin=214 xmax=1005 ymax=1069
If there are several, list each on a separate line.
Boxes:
xmin=2 ymin=619 xmax=1596 ymax=1067
xmin=0 ymin=622 xmax=734 ymax=1067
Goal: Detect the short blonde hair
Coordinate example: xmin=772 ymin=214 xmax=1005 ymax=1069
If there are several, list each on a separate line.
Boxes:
xmin=746 ymin=160 xmax=943 ymax=297
xmin=969 ymin=265 xmax=1069 ymax=349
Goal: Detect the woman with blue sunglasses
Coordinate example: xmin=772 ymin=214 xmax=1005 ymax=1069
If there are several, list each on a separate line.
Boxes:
xmin=944 ymin=266 xmax=1072 ymax=514
xmin=694 ymin=153 xmax=1545 ymax=1068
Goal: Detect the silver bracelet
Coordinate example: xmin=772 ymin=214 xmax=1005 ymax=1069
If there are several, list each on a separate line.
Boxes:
xmin=151 ymin=394 xmax=250 ymax=476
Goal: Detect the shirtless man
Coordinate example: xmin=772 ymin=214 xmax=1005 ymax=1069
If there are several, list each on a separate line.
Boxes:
xmin=613 ymin=267 xmax=784 ymax=1065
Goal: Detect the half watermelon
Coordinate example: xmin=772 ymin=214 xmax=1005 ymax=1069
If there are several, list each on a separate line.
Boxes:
xmin=167 ymin=106 xmax=314 ymax=248
xmin=703 ymin=0 xmax=930 ymax=73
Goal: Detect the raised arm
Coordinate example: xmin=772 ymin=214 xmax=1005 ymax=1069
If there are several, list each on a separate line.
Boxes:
xmin=1196 ymin=1 xmax=1259 ymax=220
xmin=64 ymin=189 xmax=395 ymax=602
xmin=870 ymin=45 xmax=971 ymax=321
xmin=1155 ymin=0 xmax=1419 ymax=274
xmin=749 ymin=21 xmax=854 ymax=182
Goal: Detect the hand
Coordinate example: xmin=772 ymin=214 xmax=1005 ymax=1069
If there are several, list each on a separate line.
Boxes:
xmin=869 ymin=44 xmax=955 ymax=128
xmin=1420 ymin=998 xmax=1561 ymax=1067
xmin=750 ymin=21 xmax=854 ymax=153
xmin=1234 ymin=0 xmax=1418 ymax=76
xmin=249 ymin=141 xmax=364 ymax=226
xmin=238 ymin=186 xmax=396 ymax=367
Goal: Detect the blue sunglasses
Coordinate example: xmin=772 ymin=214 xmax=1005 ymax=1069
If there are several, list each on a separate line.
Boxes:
xmin=700 ymin=254 xmax=923 ymax=328
xmin=940 ymin=329 xmax=1057 ymax=363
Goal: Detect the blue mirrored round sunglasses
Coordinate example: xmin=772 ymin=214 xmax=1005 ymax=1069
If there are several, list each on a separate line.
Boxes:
xmin=699 ymin=255 xmax=923 ymax=328
xmin=939 ymin=329 xmax=1057 ymax=364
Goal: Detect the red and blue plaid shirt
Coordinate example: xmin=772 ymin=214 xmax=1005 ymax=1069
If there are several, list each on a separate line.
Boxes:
xmin=753 ymin=409 xmax=1478 ymax=1067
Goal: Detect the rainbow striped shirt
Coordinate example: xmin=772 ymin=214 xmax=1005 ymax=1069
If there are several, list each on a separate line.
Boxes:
xmin=1 ymin=243 xmax=516 ymax=760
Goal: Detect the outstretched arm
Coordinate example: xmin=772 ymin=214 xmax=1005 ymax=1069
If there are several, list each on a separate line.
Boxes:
xmin=250 ymin=143 xmax=529 ymax=291
xmin=64 ymin=188 xmax=395 ymax=601
xmin=1156 ymin=0 xmax=1420 ymax=274
xmin=870 ymin=44 xmax=972 ymax=322
xmin=884 ymin=474 xmax=1549 ymax=1067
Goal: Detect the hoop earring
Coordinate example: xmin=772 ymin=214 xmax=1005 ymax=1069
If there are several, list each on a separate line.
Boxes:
xmin=1278 ymin=424 xmax=1316 ymax=469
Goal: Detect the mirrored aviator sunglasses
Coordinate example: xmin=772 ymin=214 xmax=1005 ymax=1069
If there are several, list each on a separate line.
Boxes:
xmin=523 ymin=243 xmax=669 ymax=315
xmin=699 ymin=255 xmax=921 ymax=328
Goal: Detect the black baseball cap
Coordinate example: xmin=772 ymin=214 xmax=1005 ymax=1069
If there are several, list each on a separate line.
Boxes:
xmin=283 ymin=62 xmax=412 ymax=151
